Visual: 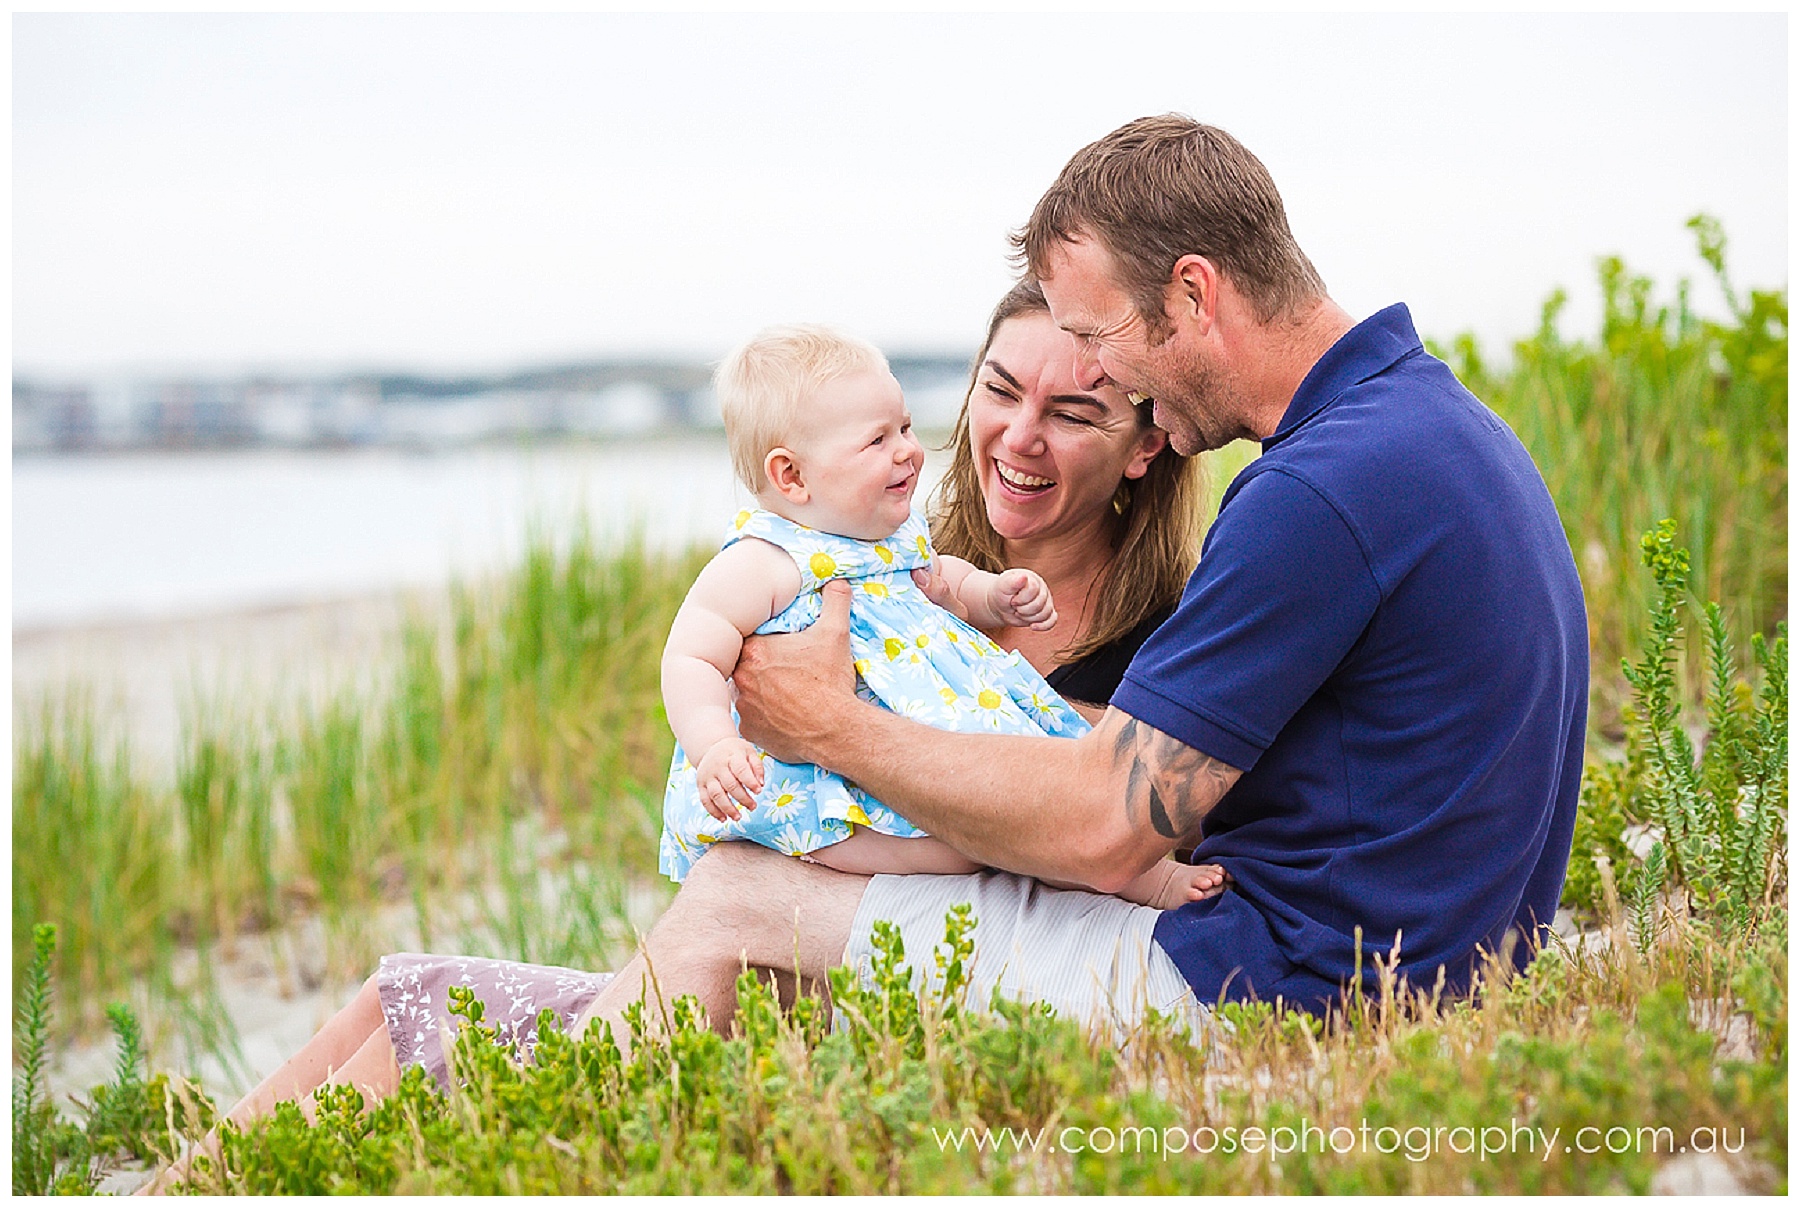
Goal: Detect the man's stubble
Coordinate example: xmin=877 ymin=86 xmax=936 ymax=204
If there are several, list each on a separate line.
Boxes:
xmin=1147 ymin=335 xmax=1255 ymax=456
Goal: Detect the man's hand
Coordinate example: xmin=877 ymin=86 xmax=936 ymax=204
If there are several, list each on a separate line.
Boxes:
xmin=989 ymin=568 xmax=1057 ymax=631
xmin=736 ymin=579 xmax=860 ymax=767
xmin=693 ymin=736 xmax=765 ymax=821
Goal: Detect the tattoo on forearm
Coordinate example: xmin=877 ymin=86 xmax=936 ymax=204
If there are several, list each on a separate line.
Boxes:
xmin=1110 ymin=717 xmax=1236 ymax=843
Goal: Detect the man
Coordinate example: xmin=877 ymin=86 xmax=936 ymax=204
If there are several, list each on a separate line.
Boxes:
xmin=578 ymin=115 xmax=1586 ymax=1039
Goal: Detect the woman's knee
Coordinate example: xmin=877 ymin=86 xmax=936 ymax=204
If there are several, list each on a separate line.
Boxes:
xmin=338 ymin=970 xmax=387 ymax=1036
xmin=354 ymin=971 xmax=386 ymax=1014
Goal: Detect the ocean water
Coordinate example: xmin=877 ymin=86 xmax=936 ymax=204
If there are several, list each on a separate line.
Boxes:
xmin=12 ymin=440 xmax=954 ymax=628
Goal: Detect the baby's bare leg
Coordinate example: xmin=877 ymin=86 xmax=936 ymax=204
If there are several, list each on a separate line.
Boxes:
xmin=807 ymin=831 xmax=983 ymax=876
xmin=1116 ymin=860 xmax=1229 ymax=911
xmin=807 ymin=836 xmax=1222 ymax=907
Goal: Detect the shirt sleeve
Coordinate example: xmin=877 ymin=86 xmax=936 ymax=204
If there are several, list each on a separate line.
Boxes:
xmin=1109 ymin=467 xmax=1382 ymax=771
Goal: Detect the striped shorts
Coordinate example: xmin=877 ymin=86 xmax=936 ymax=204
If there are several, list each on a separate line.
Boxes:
xmin=843 ymin=870 xmax=1210 ymax=1039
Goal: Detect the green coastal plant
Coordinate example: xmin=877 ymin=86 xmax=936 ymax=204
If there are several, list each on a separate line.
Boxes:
xmin=1616 ymin=521 xmax=1786 ymax=946
xmin=1562 ymin=521 xmax=1786 ymax=948
xmin=11 ymin=926 xmax=214 ymax=1194
xmin=73 ymin=907 xmax=1782 ymax=1195
xmin=13 ymin=924 xmax=63 ymax=1194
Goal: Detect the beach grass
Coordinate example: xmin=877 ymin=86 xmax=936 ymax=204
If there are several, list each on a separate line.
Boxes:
xmin=13 ymin=534 xmax=703 ymax=1041
xmin=13 ymin=696 xmax=172 ymax=1014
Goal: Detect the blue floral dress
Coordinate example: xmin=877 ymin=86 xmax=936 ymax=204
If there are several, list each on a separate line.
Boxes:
xmin=658 ymin=508 xmax=1090 ymax=881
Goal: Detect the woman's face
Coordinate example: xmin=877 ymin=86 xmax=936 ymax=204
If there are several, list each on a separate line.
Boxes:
xmin=968 ymin=312 xmax=1168 ymax=549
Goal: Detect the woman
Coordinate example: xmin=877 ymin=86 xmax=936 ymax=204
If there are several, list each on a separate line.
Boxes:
xmin=146 ymin=283 xmax=1209 ymax=1190
xmin=930 ymin=276 xmax=1205 ymax=717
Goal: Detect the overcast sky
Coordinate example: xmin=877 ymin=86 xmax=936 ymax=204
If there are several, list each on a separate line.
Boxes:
xmin=13 ymin=11 xmax=1788 ymax=378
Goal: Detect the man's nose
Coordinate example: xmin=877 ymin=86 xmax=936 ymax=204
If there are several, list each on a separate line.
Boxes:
xmin=1071 ymin=343 xmax=1108 ymax=392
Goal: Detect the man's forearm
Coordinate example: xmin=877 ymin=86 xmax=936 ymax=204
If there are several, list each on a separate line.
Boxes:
xmin=800 ymin=698 xmax=1228 ymax=892
xmin=807 ymin=696 xmax=1124 ymax=882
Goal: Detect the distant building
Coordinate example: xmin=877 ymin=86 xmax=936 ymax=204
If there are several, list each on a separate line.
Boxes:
xmin=13 ymin=352 xmax=972 ymax=453
xmin=13 ymin=383 xmax=96 ymax=452
xmin=563 ymin=383 xmax=666 ymax=437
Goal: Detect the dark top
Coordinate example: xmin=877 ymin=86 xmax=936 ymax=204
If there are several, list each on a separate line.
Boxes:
xmin=1045 ymin=605 xmax=1175 ymax=707
xmin=1112 ymin=304 xmax=1588 ymax=1014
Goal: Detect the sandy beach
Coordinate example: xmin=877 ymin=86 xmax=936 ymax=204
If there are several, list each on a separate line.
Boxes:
xmin=14 ymin=589 xmax=445 ymax=775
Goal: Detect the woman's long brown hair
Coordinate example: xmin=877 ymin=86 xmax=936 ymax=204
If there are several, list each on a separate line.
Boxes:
xmin=929 ymin=278 xmax=1207 ymax=664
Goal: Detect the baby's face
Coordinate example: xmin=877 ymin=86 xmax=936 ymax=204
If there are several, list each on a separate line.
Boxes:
xmin=779 ymin=369 xmax=925 ymax=540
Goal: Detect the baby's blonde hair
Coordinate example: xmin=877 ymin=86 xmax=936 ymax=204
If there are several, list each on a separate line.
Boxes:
xmin=716 ymin=324 xmax=890 ymax=493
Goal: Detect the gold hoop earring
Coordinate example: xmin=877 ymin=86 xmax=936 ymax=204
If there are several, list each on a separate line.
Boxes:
xmin=1111 ymin=483 xmax=1131 ymax=516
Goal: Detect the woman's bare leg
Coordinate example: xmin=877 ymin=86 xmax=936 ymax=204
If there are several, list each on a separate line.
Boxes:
xmin=221 ymin=973 xmax=391 ymax=1127
xmin=141 ymin=973 xmax=393 ymax=1193
xmin=310 ymin=1024 xmax=401 ymax=1114
xmin=576 ymin=831 xmax=964 ymax=1051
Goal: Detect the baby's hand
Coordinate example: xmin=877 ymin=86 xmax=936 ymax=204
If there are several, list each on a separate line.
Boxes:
xmin=694 ymin=737 xmax=765 ymax=822
xmin=991 ymin=568 xmax=1057 ymax=631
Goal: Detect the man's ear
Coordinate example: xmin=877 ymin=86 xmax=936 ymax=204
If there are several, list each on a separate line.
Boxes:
xmin=1169 ymin=254 xmax=1220 ymax=331
xmin=1122 ymin=426 xmax=1167 ymax=480
xmin=764 ymin=447 xmax=809 ymax=504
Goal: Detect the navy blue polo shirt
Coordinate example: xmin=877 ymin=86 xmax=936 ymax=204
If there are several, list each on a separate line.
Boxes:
xmin=1112 ymin=304 xmax=1587 ymax=1013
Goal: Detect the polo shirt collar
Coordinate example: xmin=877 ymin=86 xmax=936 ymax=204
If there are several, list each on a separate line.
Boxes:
xmin=1264 ymin=303 xmax=1423 ymax=450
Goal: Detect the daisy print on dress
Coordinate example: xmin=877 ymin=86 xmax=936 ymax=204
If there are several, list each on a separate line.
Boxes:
xmin=657 ymin=508 xmax=1091 ymax=882
xmin=760 ymin=778 xmax=812 ymax=824
xmin=889 ymin=693 xmax=953 ymax=727
xmin=1025 ymin=689 xmax=1072 ymax=729
xmin=770 ymin=821 xmax=829 ymax=857
xmin=964 ymin=676 xmax=1021 ymax=731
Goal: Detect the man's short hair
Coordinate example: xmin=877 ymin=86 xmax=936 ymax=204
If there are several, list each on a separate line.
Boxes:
xmin=1014 ymin=114 xmax=1325 ymax=332
xmin=715 ymin=324 xmax=890 ymax=493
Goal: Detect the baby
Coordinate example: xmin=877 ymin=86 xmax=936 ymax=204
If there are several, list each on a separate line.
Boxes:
xmin=658 ymin=324 xmax=1223 ymax=910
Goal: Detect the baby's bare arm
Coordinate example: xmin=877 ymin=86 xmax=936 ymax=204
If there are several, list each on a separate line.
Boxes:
xmin=929 ymin=555 xmax=1056 ymax=631
xmin=924 ymin=554 xmax=985 ymax=624
xmin=661 ymin=539 xmax=801 ymax=758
